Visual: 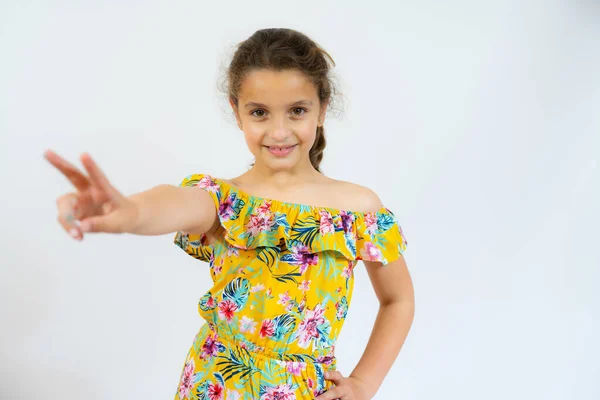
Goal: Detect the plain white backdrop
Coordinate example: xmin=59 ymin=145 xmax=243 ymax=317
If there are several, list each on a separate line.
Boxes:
xmin=1 ymin=1 xmax=598 ymax=399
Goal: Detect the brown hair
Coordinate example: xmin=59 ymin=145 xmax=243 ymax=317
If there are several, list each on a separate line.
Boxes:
xmin=222 ymin=28 xmax=340 ymax=173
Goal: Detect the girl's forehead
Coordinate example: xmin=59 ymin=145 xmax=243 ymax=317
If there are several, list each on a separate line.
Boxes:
xmin=239 ymin=69 xmax=318 ymax=102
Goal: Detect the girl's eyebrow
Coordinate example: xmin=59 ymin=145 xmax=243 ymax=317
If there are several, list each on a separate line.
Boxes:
xmin=244 ymin=100 xmax=313 ymax=109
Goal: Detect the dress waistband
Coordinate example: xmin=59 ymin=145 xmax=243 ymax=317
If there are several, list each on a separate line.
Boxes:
xmin=203 ymin=322 xmax=337 ymax=371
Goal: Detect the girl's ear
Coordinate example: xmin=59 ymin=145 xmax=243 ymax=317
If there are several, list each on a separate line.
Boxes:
xmin=229 ymin=97 xmax=243 ymax=130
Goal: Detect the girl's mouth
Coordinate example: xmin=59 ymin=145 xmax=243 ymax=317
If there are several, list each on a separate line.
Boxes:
xmin=264 ymin=144 xmax=298 ymax=157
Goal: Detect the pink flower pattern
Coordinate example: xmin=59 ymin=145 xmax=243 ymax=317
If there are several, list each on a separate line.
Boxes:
xmin=199 ymin=333 xmax=224 ymax=361
xmin=260 ymin=319 xmax=275 ymax=338
xmin=177 ymin=357 xmax=195 ymax=399
xmin=364 ymin=212 xmax=378 ymax=235
xmin=218 ymin=300 xmax=238 ymax=323
xmin=293 ymin=303 xmax=329 ymax=349
xmin=319 ymin=210 xmax=335 ymax=234
xmin=260 ymin=383 xmax=296 ymax=400
xmin=359 ymin=241 xmax=383 ymax=262
xmin=244 ymin=200 xmax=277 ymax=237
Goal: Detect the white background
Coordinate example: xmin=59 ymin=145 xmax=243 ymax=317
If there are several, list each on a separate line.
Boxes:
xmin=1 ymin=1 xmax=598 ymax=399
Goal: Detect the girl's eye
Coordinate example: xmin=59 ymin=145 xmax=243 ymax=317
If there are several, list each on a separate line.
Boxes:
xmin=292 ymin=107 xmax=307 ymax=116
xmin=251 ymin=109 xmax=266 ymax=118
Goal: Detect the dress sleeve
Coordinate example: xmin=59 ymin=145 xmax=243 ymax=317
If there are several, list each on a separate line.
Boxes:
xmin=172 ymin=173 xmax=222 ymax=263
xmin=354 ymin=207 xmax=408 ymax=265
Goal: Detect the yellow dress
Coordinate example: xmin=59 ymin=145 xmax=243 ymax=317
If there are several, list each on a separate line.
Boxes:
xmin=173 ymin=173 xmax=408 ymax=400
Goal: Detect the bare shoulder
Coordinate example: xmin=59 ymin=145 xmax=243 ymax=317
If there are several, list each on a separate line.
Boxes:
xmin=222 ymin=174 xmax=384 ymax=213
xmin=325 ymin=178 xmax=384 ymax=213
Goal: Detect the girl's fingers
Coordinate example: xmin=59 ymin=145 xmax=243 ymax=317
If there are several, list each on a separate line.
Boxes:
xmin=73 ymin=190 xmax=94 ymax=220
xmin=56 ymin=193 xmax=82 ymax=240
xmin=80 ymin=153 xmax=124 ymax=204
xmin=80 ymin=212 xmax=123 ymax=234
xmin=58 ymin=215 xmax=82 ymax=240
xmin=324 ymin=370 xmax=344 ymax=384
xmin=315 ymin=371 xmax=345 ymax=400
xmin=44 ymin=150 xmax=91 ymax=191
xmin=314 ymin=386 xmax=344 ymax=400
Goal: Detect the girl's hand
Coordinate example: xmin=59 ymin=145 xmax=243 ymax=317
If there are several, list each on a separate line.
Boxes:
xmin=45 ymin=150 xmax=139 ymax=240
xmin=315 ymin=371 xmax=372 ymax=400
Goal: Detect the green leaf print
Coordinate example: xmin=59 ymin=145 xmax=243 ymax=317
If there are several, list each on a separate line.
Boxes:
xmin=214 ymin=372 xmax=225 ymax=388
xmin=271 ymin=270 xmax=302 ymax=285
xmin=345 ymin=233 xmax=357 ymax=258
xmin=195 ymin=380 xmax=209 ymax=400
xmin=222 ymin=277 xmax=250 ymax=311
xmin=182 ymin=177 xmax=200 ymax=187
xmin=274 ymin=212 xmax=291 ymax=235
xmin=257 ymin=246 xmax=279 ymax=266
xmin=216 ymin=346 xmax=260 ymax=383
xmin=271 ymin=314 xmax=297 ymax=341
xmin=315 ymin=364 xmax=326 ymax=393
xmin=315 ymin=288 xmax=337 ymax=305
xmin=280 ymin=353 xmax=317 ymax=363
xmin=336 ymin=296 xmax=349 ymax=320
xmin=227 ymin=192 xmax=246 ymax=221
xmin=174 ymin=232 xmax=212 ymax=261
xmin=323 ymin=253 xmax=338 ymax=280
xmin=290 ymin=215 xmax=320 ymax=248
xmin=377 ymin=212 xmax=396 ymax=232
xmin=258 ymin=247 xmax=302 ymax=284
xmin=198 ymin=292 xmax=217 ymax=311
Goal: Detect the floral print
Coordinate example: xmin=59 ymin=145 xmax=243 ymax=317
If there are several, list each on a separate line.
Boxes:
xmin=173 ymin=174 xmax=408 ymax=399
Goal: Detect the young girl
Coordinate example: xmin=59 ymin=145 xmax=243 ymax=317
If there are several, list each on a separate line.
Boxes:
xmin=46 ymin=28 xmax=414 ymax=400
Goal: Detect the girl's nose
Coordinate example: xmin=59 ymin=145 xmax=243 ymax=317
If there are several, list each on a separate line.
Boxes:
xmin=269 ymin=117 xmax=292 ymax=140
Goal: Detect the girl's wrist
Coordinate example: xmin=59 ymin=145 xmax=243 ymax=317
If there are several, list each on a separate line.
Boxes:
xmin=349 ymin=373 xmax=378 ymax=399
xmin=125 ymin=201 xmax=142 ymax=234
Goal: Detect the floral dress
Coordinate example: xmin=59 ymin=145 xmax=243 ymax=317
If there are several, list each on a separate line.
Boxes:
xmin=172 ymin=174 xmax=408 ymax=400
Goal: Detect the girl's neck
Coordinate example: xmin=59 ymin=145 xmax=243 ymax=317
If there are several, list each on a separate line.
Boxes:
xmin=233 ymin=163 xmax=326 ymax=191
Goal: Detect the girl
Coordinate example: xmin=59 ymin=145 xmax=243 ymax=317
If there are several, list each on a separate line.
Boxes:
xmin=46 ymin=28 xmax=414 ymax=400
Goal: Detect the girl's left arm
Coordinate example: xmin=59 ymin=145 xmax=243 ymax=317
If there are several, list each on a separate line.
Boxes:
xmin=316 ymin=254 xmax=415 ymax=400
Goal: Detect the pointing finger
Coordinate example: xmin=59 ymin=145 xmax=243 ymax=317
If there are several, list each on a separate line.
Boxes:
xmin=80 ymin=153 xmax=123 ymax=204
xmin=45 ymin=149 xmax=90 ymax=191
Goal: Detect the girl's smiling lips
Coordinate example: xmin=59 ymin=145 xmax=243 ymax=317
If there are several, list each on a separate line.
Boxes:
xmin=264 ymin=144 xmax=298 ymax=156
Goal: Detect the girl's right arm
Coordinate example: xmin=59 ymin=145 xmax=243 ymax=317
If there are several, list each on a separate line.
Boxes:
xmin=45 ymin=150 xmax=216 ymax=240
xmin=128 ymin=184 xmax=217 ymax=236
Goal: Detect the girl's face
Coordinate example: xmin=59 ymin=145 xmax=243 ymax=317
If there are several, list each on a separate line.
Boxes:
xmin=230 ymin=68 xmax=327 ymax=173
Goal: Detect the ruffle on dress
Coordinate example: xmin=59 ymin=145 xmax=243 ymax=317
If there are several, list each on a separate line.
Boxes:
xmin=173 ymin=174 xmax=407 ymax=265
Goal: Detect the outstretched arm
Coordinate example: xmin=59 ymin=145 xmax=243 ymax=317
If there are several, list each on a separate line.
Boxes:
xmin=45 ymin=150 xmax=217 ymax=239
xmin=128 ymin=183 xmax=217 ymax=236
